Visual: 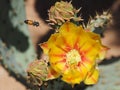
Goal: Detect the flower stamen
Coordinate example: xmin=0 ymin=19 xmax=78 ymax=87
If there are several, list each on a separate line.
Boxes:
xmin=66 ymin=49 xmax=81 ymax=66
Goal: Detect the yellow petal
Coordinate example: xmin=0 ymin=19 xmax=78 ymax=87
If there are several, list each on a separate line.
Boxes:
xmin=97 ymin=45 xmax=109 ymax=60
xmin=47 ymin=66 xmax=60 ymax=80
xmin=59 ymin=22 xmax=82 ymax=48
xmin=54 ymin=34 xmax=71 ymax=51
xmin=79 ymin=62 xmax=90 ymax=79
xmin=86 ymin=31 xmax=108 ymax=60
xmin=86 ymin=31 xmax=101 ymax=43
xmin=40 ymin=42 xmax=49 ymax=54
xmin=78 ymin=40 xmax=100 ymax=72
xmin=59 ymin=22 xmax=77 ymax=34
xmin=62 ymin=68 xmax=83 ymax=85
xmin=49 ymin=44 xmax=66 ymax=72
xmin=40 ymin=33 xmax=59 ymax=54
xmin=84 ymin=68 xmax=99 ymax=85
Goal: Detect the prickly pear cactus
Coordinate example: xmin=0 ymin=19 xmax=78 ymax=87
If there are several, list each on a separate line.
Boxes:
xmin=85 ymin=11 xmax=111 ymax=35
xmin=0 ymin=0 xmax=36 ymax=78
xmin=40 ymin=79 xmax=65 ymax=90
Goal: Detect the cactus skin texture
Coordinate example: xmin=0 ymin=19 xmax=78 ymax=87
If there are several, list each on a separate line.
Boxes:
xmin=0 ymin=0 xmax=36 ymax=79
xmin=40 ymin=78 xmax=89 ymax=90
xmin=86 ymin=11 xmax=111 ymax=35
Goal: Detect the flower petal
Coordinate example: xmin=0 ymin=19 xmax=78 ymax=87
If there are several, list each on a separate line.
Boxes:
xmin=40 ymin=33 xmax=59 ymax=54
xmin=61 ymin=68 xmax=83 ymax=85
xmin=49 ymin=44 xmax=67 ymax=72
xmin=47 ymin=66 xmax=60 ymax=80
xmin=59 ymin=22 xmax=82 ymax=48
xmin=97 ymin=45 xmax=109 ymax=60
xmin=84 ymin=68 xmax=99 ymax=85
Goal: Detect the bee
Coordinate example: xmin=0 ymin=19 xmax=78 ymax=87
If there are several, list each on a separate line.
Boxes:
xmin=24 ymin=20 xmax=39 ymax=27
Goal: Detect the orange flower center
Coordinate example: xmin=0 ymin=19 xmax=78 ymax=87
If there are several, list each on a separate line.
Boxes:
xmin=66 ymin=49 xmax=81 ymax=66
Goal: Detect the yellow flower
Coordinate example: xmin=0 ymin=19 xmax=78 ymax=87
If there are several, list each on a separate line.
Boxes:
xmin=40 ymin=22 xmax=107 ymax=86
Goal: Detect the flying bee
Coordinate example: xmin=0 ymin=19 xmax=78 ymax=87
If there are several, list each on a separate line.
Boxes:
xmin=24 ymin=20 xmax=39 ymax=27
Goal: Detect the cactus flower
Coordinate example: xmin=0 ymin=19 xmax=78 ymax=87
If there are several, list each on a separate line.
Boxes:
xmin=40 ymin=22 xmax=107 ymax=86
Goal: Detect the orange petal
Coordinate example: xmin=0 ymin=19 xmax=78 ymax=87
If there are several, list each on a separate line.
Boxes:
xmin=59 ymin=23 xmax=82 ymax=48
xmin=47 ymin=67 xmax=60 ymax=80
xmin=86 ymin=31 xmax=101 ymax=43
xmin=40 ymin=42 xmax=49 ymax=54
xmin=79 ymin=38 xmax=101 ymax=64
xmin=84 ymin=68 xmax=99 ymax=85
xmin=97 ymin=45 xmax=109 ymax=60
xmin=59 ymin=22 xmax=77 ymax=33
xmin=40 ymin=33 xmax=59 ymax=54
xmin=61 ymin=68 xmax=83 ymax=85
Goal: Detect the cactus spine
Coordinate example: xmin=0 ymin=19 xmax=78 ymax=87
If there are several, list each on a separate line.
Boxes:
xmin=85 ymin=11 xmax=111 ymax=35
